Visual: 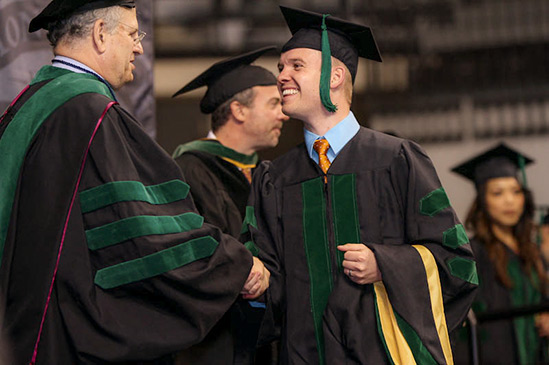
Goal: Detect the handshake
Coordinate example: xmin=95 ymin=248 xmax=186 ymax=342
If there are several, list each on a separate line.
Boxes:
xmin=241 ymin=257 xmax=270 ymax=300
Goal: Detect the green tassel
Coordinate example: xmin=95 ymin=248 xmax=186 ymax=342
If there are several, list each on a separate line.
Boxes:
xmin=320 ymin=14 xmax=337 ymax=113
xmin=518 ymin=154 xmax=528 ymax=188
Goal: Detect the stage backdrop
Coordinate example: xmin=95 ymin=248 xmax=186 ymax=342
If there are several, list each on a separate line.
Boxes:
xmin=0 ymin=0 xmax=156 ymax=137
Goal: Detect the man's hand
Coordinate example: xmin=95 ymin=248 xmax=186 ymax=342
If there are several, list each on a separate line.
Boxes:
xmin=241 ymin=257 xmax=270 ymax=300
xmin=536 ymin=312 xmax=549 ymax=337
xmin=337 ymin=243 xmax=382 ymax=285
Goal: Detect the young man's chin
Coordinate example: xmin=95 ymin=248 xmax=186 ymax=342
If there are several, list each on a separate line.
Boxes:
xmin=281 ymin=106 xmax=297 ymax=119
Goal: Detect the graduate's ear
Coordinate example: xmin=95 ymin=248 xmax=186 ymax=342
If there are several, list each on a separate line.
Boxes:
xmin=330 ymin=65 xmax=346 ymax=90
xmin=229 ymin=100 xmax=247 ymax=123
xmin=92 ymin=18 xmax=108 ymax=53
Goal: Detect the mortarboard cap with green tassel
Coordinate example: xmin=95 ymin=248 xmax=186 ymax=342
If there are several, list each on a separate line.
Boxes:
xmin=279 ymin=5 xmax=382 ymax=113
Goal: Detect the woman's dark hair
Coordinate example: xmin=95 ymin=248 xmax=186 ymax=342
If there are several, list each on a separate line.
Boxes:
xmin=466 ymin=182 xmax=546 ymax=292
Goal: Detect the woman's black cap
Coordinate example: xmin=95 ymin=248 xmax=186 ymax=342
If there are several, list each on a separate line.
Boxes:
xmin=451 ymin=143 xmax=533 ymax=188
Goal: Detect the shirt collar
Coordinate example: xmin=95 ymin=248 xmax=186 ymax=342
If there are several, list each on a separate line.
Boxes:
xmin=304 ymin=111 xmax=360 ymax=163
xmin=51 ymin=55 xmax=117 ymax=101
xmin=52 ymin=56 xmax=104 ymax=80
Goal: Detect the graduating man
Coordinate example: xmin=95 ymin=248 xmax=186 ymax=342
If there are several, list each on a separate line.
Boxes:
xmin=242 ymin=6 xmax=479 ymax=364
xmin=0 ymin=0 xmax=268 ymax=363
xmin=171 ymin=48 xmax=287 ymax=364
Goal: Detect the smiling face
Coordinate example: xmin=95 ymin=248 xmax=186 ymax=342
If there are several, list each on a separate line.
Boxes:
xmin=103 ymin=7 xmax=144 ymax=90
xmin=243 ymin=85 xmax=289 ymax=150
xmin=277 ymin=48 xmax=323 ymax=121
xmin=484 ymin=177 xmax=525 ymax=228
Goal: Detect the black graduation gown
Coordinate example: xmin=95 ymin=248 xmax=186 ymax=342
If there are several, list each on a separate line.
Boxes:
xmin=245 ymin=127 xmax=478 ymax=364
xmin=0 ymin=67 xmax=252 ymax=364
xmin=174 ymin=144 xmax=252 ymax=238
xmin=452 ymin=238 xmax=547 ymax=365
xmin=172 ymin=142 xmax=264 ymax=364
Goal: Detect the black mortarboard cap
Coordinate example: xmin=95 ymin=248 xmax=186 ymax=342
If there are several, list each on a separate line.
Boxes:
xmin=451 ymin=143 xmax=533 ymax=189
xmin=172 ymin=46 xmax=278 ymax=114
xmin=280 ymin=5 xmax=382 ymax=82
xmin=29 ymin=0 xmax=136 ymax=33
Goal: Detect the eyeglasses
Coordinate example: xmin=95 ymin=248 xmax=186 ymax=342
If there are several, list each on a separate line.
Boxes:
xmin=118 ymin=21 xmax=146 ymax=45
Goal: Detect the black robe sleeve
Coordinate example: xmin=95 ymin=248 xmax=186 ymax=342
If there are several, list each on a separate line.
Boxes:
xmin=371 ymin=140 xmax=478 ymax=330
xmin=357 ymin=140 xmax=478 ymax=363
xmin=175 ymin=153 xmax=244 ymax=237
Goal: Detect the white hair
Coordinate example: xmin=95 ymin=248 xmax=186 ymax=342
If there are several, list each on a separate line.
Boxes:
xmin=47 ymin=6 xmax=122 ymax=46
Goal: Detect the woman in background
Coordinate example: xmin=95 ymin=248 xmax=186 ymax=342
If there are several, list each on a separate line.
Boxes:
xmin=452 ymin=143 xmax=549 ymax=364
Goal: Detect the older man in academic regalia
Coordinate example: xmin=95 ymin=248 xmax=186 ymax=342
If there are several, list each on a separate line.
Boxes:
xmin=0 ymin=1 xmax=269 ymax=363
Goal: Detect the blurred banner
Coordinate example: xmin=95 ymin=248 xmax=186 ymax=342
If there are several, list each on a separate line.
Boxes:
xmin=0 ymin=0 xmax=156 ymax=137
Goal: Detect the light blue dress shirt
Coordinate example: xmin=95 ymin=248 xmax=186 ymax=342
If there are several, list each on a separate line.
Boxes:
xmin=304 ymin=111 xmax=361 ymax=164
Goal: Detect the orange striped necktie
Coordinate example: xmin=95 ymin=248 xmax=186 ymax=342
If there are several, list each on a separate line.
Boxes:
xmin=313 ymin=139 xmax=331 ymax=182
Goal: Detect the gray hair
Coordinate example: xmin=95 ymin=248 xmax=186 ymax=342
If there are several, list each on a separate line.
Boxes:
xmin=211 ymin=88 xmax=256 ymax=132
xmin=47 ymin=6 xmax=122 ymax=47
